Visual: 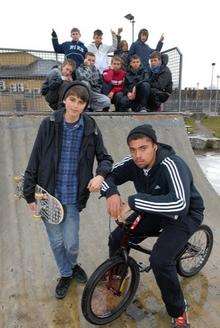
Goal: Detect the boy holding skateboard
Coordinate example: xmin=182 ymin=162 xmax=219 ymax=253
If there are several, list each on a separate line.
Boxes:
xmin=23 ymin=81 xmax=113 ymax=299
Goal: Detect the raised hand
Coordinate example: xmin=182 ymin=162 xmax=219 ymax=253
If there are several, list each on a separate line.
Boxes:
xmin=51 ymin=29 xmax=57 ymax=38
xmin=117 ymin=27 xmax=123 ymax=35
xmin=160 ymin=33 xmax=165 ymax=42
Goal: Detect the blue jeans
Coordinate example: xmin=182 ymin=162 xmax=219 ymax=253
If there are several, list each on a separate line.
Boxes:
xmin=43 ymin=204 xmax=80 ymax=277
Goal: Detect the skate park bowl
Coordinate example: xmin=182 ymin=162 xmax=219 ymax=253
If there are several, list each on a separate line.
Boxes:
xmin=0 ymin=112 xmax=219 ymax=328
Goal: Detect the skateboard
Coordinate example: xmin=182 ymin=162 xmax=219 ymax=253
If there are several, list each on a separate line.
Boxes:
xmin=14 ymin=174 xmax=64 ymax=224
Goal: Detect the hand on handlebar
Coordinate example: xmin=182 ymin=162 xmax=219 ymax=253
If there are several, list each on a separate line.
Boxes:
xmin=106 ymin=194 xmax=123 ymax=219
xmin=118 ymin=202 xmax=132 ymax=222
xmin=107 ymin=195 xmax=131 ymax=221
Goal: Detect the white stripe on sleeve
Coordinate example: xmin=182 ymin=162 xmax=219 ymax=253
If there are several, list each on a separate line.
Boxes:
xmin=134 ymin=157 xmax=186 ymax=213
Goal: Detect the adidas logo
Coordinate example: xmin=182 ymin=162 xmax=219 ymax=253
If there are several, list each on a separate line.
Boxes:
xmin=154 ymin=185 xmax=161 ymax=190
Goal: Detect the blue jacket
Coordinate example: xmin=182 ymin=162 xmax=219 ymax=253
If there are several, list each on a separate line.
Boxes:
xmin=52 ymin=38 xmax=88 ymax=67
xmin=101 ymin=143 xmax=204 ymax=228
xmin=128 ymin=40 xmax=163 ymax=69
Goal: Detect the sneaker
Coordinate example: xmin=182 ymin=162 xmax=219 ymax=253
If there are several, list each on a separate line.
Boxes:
xmin=55 ymin=276 xmax=72 ymax=299
xmin=139 ymin=107 xmax=148 ymax=112
xmin=72 ymin=264 xmax=88 ymax=283
xmin=171 ymin=302 xmax=190 ymax=328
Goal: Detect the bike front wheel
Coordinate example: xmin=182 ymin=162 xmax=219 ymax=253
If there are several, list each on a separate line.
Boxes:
xmin=177 ymin=224 xmax=213 ymax=277
xmin=81 ymin=255 xmax=140 ymax=325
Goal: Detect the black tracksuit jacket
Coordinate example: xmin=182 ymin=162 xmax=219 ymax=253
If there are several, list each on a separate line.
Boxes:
xmin=101 ymin=144 xmax=204 ymax=227
xmin=23 ymin=109 xmax=113 ymax=211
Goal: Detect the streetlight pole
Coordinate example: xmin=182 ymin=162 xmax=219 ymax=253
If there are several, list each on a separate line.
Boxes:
xmin=131 ymin=18 xmax=135 ymax=43
xmin=196 ymin=82 xmax=199 ymax=110
xmin=124 ymin=13 xmax=135 ymax=43
xmin=215 ymin=75 xmax=220 ymax=114
xmin=209 ymin=62 xmax=216 ymax=113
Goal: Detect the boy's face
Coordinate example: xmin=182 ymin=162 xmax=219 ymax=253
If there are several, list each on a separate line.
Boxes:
xmin=93 ymin=34 xmax=102 ymax=46
xmin=150 ymin=57 xmax=161 ymax=68
xmin=140 ymin=33 xmax=148 ymax=43
xmin=111 ymin=60 xmax=122 ymax=71
xmin=84 ymin=55 xmax=96 ymax=66
xmin=61 ymin=64 xmax=73 ymax=78
xmin=64 ymin=94 xmax=86 ymax=117
xmin=128 ymin=137 xmax=157 ymax=169
xmin=121 ymin=41 xmax=128 ymax=52
xmin=71 ymin=31 xmax=80 ymax=42
xmin=130 ymin=58 xmax=141 ymax=70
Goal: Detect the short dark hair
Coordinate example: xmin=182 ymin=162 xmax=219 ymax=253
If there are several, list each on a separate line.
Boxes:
xmin=63 ymin=85 xmax=90 ymax=105
xmin=130 ymin=54 xmax=141 ymax=62
xmin=85 ymin=52 xmax=95 ymax=58
xmin=127 ymin=133 xmax=155 ymax=145
xmin=93 ymin=29 xmax=103 ymax=37
xmin=71 ymin=27 xmax=80 ymax=34
xmin=61 ymin=59 xmax=76 ymax=70
xmin=111 ymin=55 xmax=123 ymax=64
xmin=150 ymin=51 xmax=162 ymax=60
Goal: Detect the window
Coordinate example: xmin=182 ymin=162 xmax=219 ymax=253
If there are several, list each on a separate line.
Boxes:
xmin=0 ymin=80 xmax=6 ymax=91
xmin=17 ymin=83 xmax=24 ymax=92
xmin=9 ymin=83 xmax=24 ymax=93
xmin=15 ymin=100 xmax=27 ymax=111
xmin=9 ymin=84 xmax=17 ymax=92
xmin=32 ymin=88 xmax=41 ymax=95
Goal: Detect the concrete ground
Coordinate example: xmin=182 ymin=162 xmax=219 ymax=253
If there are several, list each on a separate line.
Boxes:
xmin=0 ymin=113 xmax=219 ymax=328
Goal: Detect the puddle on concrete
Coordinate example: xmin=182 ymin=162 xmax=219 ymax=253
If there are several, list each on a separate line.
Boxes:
xmin=196 ymin=151 xmax=220 ymax=194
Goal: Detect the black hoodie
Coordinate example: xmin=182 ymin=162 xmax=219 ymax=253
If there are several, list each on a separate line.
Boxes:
xmin=148 ymin=54 xmax=173 ymax=95
xmin=101 ymin=143 xmax=204 ymax=227
xmin=123 ymin=65 xmax=148 ymax=94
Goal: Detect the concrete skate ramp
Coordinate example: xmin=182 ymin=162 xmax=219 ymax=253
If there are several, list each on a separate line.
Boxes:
xmin=0 ymin=113 xmax=219 ymax=328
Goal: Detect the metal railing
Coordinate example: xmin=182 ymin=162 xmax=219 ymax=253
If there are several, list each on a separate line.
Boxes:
xmin=0 ymin=46 xmax=182 ymax=113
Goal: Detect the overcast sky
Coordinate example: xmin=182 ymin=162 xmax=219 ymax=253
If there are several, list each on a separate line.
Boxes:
xmin=0 ymin=0 xmax=219 ymax=88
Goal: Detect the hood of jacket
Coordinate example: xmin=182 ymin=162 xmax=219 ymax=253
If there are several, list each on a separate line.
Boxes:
xmin=154 ymin=143 xmax=176 ymax=166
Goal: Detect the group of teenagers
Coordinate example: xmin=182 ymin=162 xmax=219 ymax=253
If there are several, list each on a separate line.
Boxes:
xmin=41 ymin=27 xmax=172 ymax=113
xmin=24 ymin=61 xmax=204 ymax=326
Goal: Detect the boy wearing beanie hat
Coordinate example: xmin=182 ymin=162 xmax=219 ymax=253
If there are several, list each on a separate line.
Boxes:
xmin=101 ymin=124 xmax=204 ymax=328
xmin=23 ymin=81 xmax=113 ymax=299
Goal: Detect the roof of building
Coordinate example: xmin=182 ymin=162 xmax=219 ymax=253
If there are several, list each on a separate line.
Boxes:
xmin=0 ymin=58 xmax=60 ymax=79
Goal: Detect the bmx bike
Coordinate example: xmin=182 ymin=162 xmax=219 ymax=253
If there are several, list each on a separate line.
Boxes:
xmin=81 ymin=212 xmax=213 ymax=325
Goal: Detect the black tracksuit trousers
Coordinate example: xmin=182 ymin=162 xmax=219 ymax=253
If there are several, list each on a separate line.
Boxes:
xmin=114 ymin=81 xmax=151 ymax=112
xmin=108 ymin=213 xmax=199 ymax=318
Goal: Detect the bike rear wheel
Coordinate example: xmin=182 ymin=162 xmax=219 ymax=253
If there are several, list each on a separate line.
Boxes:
xmin=81 ymin=255 xmax=140 ymax=325
xmin=177 ymin=224 xmax=213 ymax=277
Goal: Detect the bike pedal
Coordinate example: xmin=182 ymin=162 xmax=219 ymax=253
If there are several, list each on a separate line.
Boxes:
xmin=138 ymin=262 xmax=151 ymax=273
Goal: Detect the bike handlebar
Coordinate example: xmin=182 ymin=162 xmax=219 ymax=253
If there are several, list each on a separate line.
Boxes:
xmin=115 ymin=211 xmax=141 ymax=229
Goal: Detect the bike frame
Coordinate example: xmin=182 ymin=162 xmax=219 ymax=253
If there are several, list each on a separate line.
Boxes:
xmin=116 ymin=213 xmax=189 ymax=271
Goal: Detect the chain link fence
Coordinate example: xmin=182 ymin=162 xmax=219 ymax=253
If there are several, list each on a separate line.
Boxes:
xmin=0 ymin=47 xmax=182 ymax=113
xmin=180 ymin=89 xmax=220 ymax=114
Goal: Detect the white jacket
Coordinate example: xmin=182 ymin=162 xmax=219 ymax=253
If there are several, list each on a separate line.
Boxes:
xmin=87 ymin=34 xmax=118 ymax=73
